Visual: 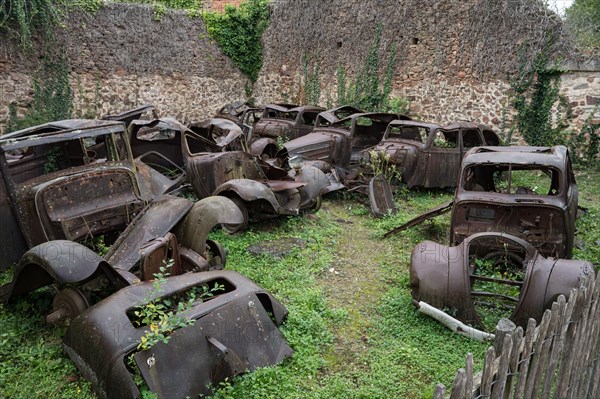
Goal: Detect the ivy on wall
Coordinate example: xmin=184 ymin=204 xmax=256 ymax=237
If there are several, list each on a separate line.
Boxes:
xmin=509 ymin=37 xmax=572 ymax=148
xmin=336 ymin=24 xmax=406 ymax=113
xmin=0 ymin=0 xmax=102 ymax=48
xmin=114 ymin=0 xmax=206 ymax=19
xmin=7 ymin=57 xmax=73 ymax=132
xmin=201 ymin=0 xmax=270 ymax=82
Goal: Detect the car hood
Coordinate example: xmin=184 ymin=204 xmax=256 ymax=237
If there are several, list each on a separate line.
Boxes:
xmin=253 ymin=119 xmax=294 ymax=138
xmin=283 ymin=131 xmax=340 ymax=163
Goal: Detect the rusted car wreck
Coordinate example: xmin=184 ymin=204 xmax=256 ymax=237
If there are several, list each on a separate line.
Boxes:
xmin=249 ymin=103 xmax=325 ymax=158
xmin=0 ymin=119 xmax=293 ymax=398
xmin=410 ymin=232 xmax=594 ymax=332
xmin=386 ymin=145 xmax=578 ymax=258
xmin=392 ymin=145 xmax=586 ymax=334
xmin=128 ymin=116 xmax=332 ymax=231
xmin=371 ymin=120 xmax=501 ymax=188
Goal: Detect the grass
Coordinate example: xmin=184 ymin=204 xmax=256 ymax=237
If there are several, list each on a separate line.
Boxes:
xmin=0 ymin=171 xmax=598 ymax=398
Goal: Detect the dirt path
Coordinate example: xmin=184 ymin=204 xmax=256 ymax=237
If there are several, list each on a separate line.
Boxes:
xmin=318 ymin=200 xmax=400 ymax=372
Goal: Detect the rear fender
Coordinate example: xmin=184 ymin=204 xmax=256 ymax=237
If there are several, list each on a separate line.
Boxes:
xmin=3 ymin=240 xmax=103 ymax=301
xmin=249 ymin=138 xmax=278 ymax=158
xmin=177 ymin=196 xmax=244 ymax=257
xmin=214 ymin=179 xmax=282 ymax=213
xmin=294 ymin=166 xmax=329 ymax=207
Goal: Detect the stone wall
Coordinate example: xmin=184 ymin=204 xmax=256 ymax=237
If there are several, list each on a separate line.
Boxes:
xmin=559 ymin=61 xmax=600 ymax=129
xmin=0 ymin=0 xmax=598 ymax=137
xmin=0 ymin=3 xmax=249 ymax=133
xmin=254 ymin=0 xmax=592 ymax=134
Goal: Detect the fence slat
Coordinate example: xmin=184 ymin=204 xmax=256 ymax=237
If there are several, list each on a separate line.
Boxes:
xmin=541 ymin=295 xmax=567 ymax=397
xmin=433 ymin=383 xmax=446 ymax=399
xmin=480 ymin=347 xmax=496 ymax=398
xmin=574 ymin=277 xmax=598 ymax=398
xmin=555 ymin=287 xmax=587 ymax=397
xmin=449 ymin=368 xmax=466 ymax=399
xmin=570 ymin=287 xmax=591 ymax=398
xmin=505 ymin=326 xmax=523 ymax=399
xmin=513 ymin=318 xmax=538 ymax=399
xmin=491 ymin=334 xmax=513 ymax=399
xmin=465 ymin=353 xmax=474 ymax=399
xmin=582 ymin=277 xmax=600 ymax=398
xmin=523 ymin=309 xmax=553 ymax=398
xmin=529 ymin=301 xmax=561 ymax=396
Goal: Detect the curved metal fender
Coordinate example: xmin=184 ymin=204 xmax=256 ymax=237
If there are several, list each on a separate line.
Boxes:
xmin=295 ymin=165 xmax=329 ymax=207
xmin=213 ymin=179 xmax=283 ymax=213
xmin=249 ymin=137 xmax=278 ymax=156
xmin=3 ymin=240 xmax=103 ymax=301
xmin=177 ymin=196 xmax=244 ymax=256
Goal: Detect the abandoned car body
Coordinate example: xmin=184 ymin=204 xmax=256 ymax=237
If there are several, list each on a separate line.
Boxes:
xmin=126 ymin=117 xmax=330 ymax=229
xmin=215 ymin=101 xmax=263 ymax=132
xmin=0 ymin=119 xmax=181 ymax=269
xmin=63 ymin=270 xmax=293 ymax=399
xmin=184 ymin=149 xmax=330 ymax=230
xmin=386 ymin=146 xmax=578 ymax=259
xmin=250 ymin=104 xmax=325 ymax=157
xmin=452 ymin=145 xmax=578 ymax=258
xmin=0 ymin=118 xmax=248 ymax=313
xmin=277 ymin=112 xmax=410 ymax=170
xmin=410 ymin=232 xmax=594 ymax=331
xmin=371 ymin=120 xmax=501 ymax=188
xmin=0 ymin=119 xmax=294 ymax=398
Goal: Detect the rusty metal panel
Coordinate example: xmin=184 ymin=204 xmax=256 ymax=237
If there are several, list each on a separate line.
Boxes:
xmin=133 ymin=291 xmax=292 ymax=398
xmin=410 ymin=232 xmax=594 ymax=330
xmin=368 ymin=175 xmax=396 ymax=218
xmin=63 ymin=271 xmax=292 ymax=399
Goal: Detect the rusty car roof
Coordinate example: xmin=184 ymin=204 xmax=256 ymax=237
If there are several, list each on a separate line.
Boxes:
xmin=102 ymin=104 xmax=155 ymax=121
xmin=264 ymin=104 xmax=325 ymax=113
xmin=462 ymin=146 xmax=569 ymax=169
xmin=387 ymin=119 xmax=441 ymax=130
xmin=387 ymin=119 xmax=492 ymax=131
xmin=332 ymin=112 xmax=410 ymax=127
xmin=0 ymin=119 xmax=126 ymax=151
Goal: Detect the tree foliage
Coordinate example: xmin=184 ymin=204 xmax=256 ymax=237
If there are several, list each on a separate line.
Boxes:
xmin=565 ymin=0 xmax=600 ymax=50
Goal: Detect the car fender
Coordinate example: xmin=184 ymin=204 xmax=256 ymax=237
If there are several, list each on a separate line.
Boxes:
xmin=3 ymin=240 xmax=104 ymax=302
xmin=249 ymin=137 xmax=278 ymax=158
xmin=177 ymin=196 xmax=245 ymax=257
xmin=213 ymin=179 xmax=283 ymax=213
xmin=294 ymin=165 xmax=329 ymax=207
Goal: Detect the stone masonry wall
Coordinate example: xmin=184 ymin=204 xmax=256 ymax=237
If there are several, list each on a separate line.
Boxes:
xmin=0 ymin=3 xmax=249 ymax=133
xmin=0 ymin=0 xmax=598 ymax=136
xmin=254 ymin=0 xmax=594 ymax=134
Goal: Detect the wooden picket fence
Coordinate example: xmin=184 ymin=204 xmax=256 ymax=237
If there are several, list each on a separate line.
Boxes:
xmin=434 ymin=272 xmax=600 ymax=399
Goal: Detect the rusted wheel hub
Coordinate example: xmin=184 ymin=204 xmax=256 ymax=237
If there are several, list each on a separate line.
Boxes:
xmin=46 ymin=287 xmax=89 ymax=324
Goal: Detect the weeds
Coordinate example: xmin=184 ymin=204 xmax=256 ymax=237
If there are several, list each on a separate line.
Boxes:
xmin=1 ymin=171 xmax=599 ymax=398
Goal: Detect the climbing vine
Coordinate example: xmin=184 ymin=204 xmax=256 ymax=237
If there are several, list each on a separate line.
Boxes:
xmin=0 ymin=0 xmax=102 ymax=48
xmin=291 ymin=53 xmax=321 ymax=105
xmin=6 ymin=56 xmax=73 ymax=132
xmin=201 ymin=0 xmax=270 ymax=82
xmin=336 ymin=24 xmax=403 ymax=113
xmin=509 ymin=39 xmax=571 ymax=147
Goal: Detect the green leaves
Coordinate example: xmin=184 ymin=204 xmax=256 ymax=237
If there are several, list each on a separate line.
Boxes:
xmin=202 ymin=0 xmax=270 ymax=82
xmin=565 ymin=0 xmax=600 ymax=50
xmin=509 ymin=39 xmax=570 ymax=147
xmin=336 ymin=23 xmax=403 ymax=112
